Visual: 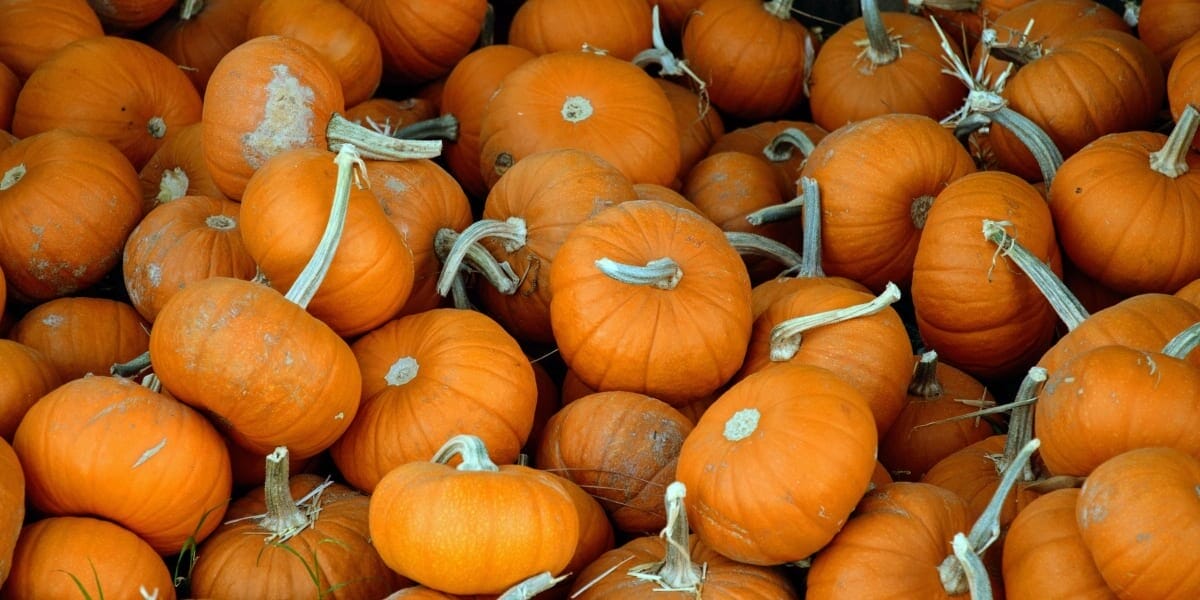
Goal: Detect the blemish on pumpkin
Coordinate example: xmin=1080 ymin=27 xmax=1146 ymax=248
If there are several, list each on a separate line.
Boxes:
xmin=147 ymin=264 xmax=162 ymax=288
xmin=561 ymin=96 xmax=594 ymax=123
xmin=723 ymin=408 xmax=760 ymax=441
xmin=241 ymin=64 xmax=317 ymax=169
xmin=334 ymin=412 xmax=344 ymax=420
xmin=385 ymin=356 xmax=419 ymax=386
xmin=384 ymin=175 xmax=409 ymax=195
xmin=132 ymin=437 xmax=168 ymax=468
xmin=40 ymin=314 xmax=64 ymax=327
xmin=1135 ymin=532 xmax=1151 ymax=543
xmin=147 ymin=116 xmax=168 ymax=139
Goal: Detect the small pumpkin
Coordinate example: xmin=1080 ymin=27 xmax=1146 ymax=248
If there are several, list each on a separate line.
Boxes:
xmin=1002 ymin=488 xmax=1114 ymax=599
xmin=1138 ymin=0 xmax=1200 ymax=69
xmin=146 ymin=0 xmax=266 ymax=94
xmin=0 ymin=0 xmax=103 ymax=81
xmin=138 ymin=121 xmax=229 ymax=211
xmin=508 ymin=0 xmax=653 ymax=61
xmin=341 ymin=0 xmax=489 ymax=85
xmin=9 ymin=297 xmax=150 ymax=382
xmin=0 ymin=340 xmax=60 ymax=440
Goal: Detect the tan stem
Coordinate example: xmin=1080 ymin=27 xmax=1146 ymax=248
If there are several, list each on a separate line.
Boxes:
xmin=0 ymin=164 xmax=24 ymax=191
xmin=950 ymin=533 xmax=993 ymax=600
xmin=982 ymin=219 xmax=1089 ymax=330
xmin=632 ymin=6 xmax=709 ymax=98
xmin=325 ymin=113 xmax=442 ymax=161
xmin=725 ymin=231 xmax=802 ymax=268
xmin=112 ymin=351 xmax=153 ymax=378
xmin=908 ymin=350 xmax=944 ymax=398
xmin=861 ymin=0 xmax=900 ymax=65
xmin=434 ymin=219 xmax=525 ymax=297
xmin=745 ymin=196 xmax=802 ymax=227
xmin=985 ymin=20 xmax=1043 ymax=66
xmin=258 ymin=446 xmax=307 ymax=537
xmin=797 ymin=177 xmax=825 ymax=278
xmin=770 ymin=281 xmax=902 ymax=361
xmin=1000 ymin=367 xmax=1046 ymax=480
xmin=626 ymin=481 xmax=704 ymax=590
xmin=1149 ymin=104 xmax=1200 ymax=178
xmin=157 ymin=167 xmax=190 ymax=203
xmin=284 ymin=144 xmax=361 ymax=309
xmin=596 ymin=257 xmax=682 ymax=290
xmin=763 ymin=127 xmax=817 ymax=162
xmin=392 ymin=113 xmax=460 ymax=142
xmin=432 ymin=434 xmax=501 ymax=471
xmin=1163 ymin=321 xmax=1200 ymax=359
xmin=498 ymin=572 xmax=568 ymax=600
xmin=762 ymin=0 xmax=796 ymax=20
xmin=205 ymin=214 xmax=237 ymax=231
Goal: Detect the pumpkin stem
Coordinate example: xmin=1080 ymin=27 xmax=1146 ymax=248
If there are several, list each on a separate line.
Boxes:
xmin=112 ymin=351 xmax=153 ymax=378
xmin=284 ymin=144 xmax=363 ymax=309
xmin=724 ymin=231 xmax=802 ymax=269
xmin=763 ymin=127 xmax=817 ymax=162
xmin=391 ymin=113 xmax=460 ymax=142
xmin=984 ymin=20 xmax=1043 ymax=67
xmin=744 ymin=196 xmax=802 ymax=227
xmin=157 ymin=167 xmax=190 ymax=204
xmin=999 ymin=367 xmax=1046 ymax=480
xmin=205 ymin=214 xmax=237 ymax=231
xmin=1148 ymin=104 xmax=1200 ymax=178
xmin=147 ymin=116 xmax=168 ymax=140
xmin=769 ymin=281 xmax=902 ymax=361
xmin=626 ymin=481 xmax=705 ymax=591
xmin=859 ymin=0 xmax=902 ymax=66
xmin=910 ymin=194 xmax=935 ymax=229
xmin=910 ymin=0 xmax=979 ymax=10
xmin=950 ymin=533 xmax=994 ymax=600
xmin=1162 ymin=321 xmax=1200 ymax=359
xmin=1123 ymin=0 xmax=1140 ymax=27
xmin=497 ymin=572 xmax=568 ymax=600
xmin=179 ymin=0 xmax=204 ymax=20
xmin=384 ymin=356 xmax=419 ymax=386
xmin=633 ymin=5 xmax=710 ymax=113
xmin=0 ymin=164 xmax=25 ymax=191
xmin=762 ymin=0 xmax=796 ymax=20
xmin=595 ymin=257 xmax=682 ymax=290
xmin=937 ymin=438 xmax=1041 ymax=596
xmin=985 ymin=106 xmax=1062 ymax=186
xmin=982 ymin=219 xmax=1089 ymax=330
xmin=325 ymin=113 xmax=442 ymax=161
xmin=434 ymin=219 xmax=526 ymax=297
xmin=256 ymin=446 xmax=311 ymax=541
xmin=908 ymin=350 xmax=944 ymax=399
xmin=432 ymin=434 xmax=501 ymax=472
xmin=796 ymin=177 xmax=825 ymax=278
xmin=478 ymin=2 xmax=496 ymax=47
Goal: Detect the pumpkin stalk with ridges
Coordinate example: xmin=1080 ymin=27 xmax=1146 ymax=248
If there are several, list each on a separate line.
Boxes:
xmin=724 ymin=231 xmax=802 ymax=270
xmin=770 ymin=281 xmax=902 ymax=361
xmin=1148 ymin=104 xmax=1199 ymax=178
xmin=861 ymin=0 xmax=902 ymax=64
xmin=625 ymin=481 xmax=704 ymax=591
xmin=763 ymin=126 xmax=817 ymax=162
xmin=435 ymin=217 xmax=527 ymax=296
xmin=983 ymin=219 xmax=1089 ymax=330
xmin=595 ymin=257 xmax=682 ymax=290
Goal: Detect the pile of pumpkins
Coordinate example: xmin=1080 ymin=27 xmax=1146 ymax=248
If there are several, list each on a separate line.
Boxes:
xmin=1 ymin=0 xmax=1199 ymax=597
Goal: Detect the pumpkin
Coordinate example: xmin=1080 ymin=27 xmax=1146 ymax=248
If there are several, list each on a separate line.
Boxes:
xmin=911 ymin=173 xmax=1063 ymax=381
xmin=0 ymin=63 xmax=15 ymax=132
xmin=345 ymin=97 xmax=439 ymax=134
xmin=0 ymin=0 xmax=103 ymax=81
xmin=147 ymin=0 xmax=265 ymax=94
xmin=438 ymin=148 xmax=638 ymax=343
xmin=0 ymin=129 xmax=142 ymax=302
xmin=1138 ymin=0 xmax=1200 ymax=69
xmin=0 ymin=340 xmax=60 ymax=440
xmin=1077 ymin=447 xmax=1200 ymax=597
xmin=9 ymin=296 xmax=150 ymax=382
xmin=1001 ymin=488 xmax=1114 ymax=599
xmin=570 ymin=482 xmax=799 ymax=598
xmin=330 ymin=308 xmax=537 ymax=493
xmin=0 ymin=438 xmax=22 ymax=588
xmin=508 ymin=0 xmax=652 ymax=61
xmin=1 ymin=516 xmax=176 ymax=600
xmin=879 ymin=351 xmax=999 ymax=482
xmin=708 ymin=120 xmax=828 ymax=200
xmin=190 ymin=447 xmax=407 ymax=599
xmin=149 ymin=146 xmax=364 ymax=459
xmin=123 ymin=195 xmax=257 ymax=323
xmin=536 ymin=391 xmax=693 ymax=534
xmin=139 ymin=122 xmax=229 ymax=211
xmin=1168 ymin=35 xmax=1200 ymax=142
xmin=341 ymin=0 xmax=488 ymax=85
xmin=369 ymin=434 xmax=580 ymax=595
xmin=809 ymin=0 xmax=967 ymax=130
xmin=675 ymin=363 xmax=878 ymax=565
xmin=201 ymin=35 xmax=441 ymax=199
xmin=799 ymin=113 xmax=976 ymax=291
xmin=13 ymin=35 xmax=203 ymax=170
xmin=439 ymin=44 xmax=536 ymax=201
xmin=240 ymin=146 xmax=416 ymax=337
xmin=656 ymin=78 xmax=724 ymax=184
xmin=247 ymin=0 xmax=382 ymax=107
xmin=12 ymin=375 xmax=232 ymax=554
xmin=680 ymin=0 xmax=815 ymax=120
xmin=920 ymin=434 xmax=1040 ymax=528
xmin=87 ymin=0 xmax=175 ymax=30
xmin=549 ymin=200 xmax=753 ymax=405
xmin=478 ymin=49 xmax=680 ymax=188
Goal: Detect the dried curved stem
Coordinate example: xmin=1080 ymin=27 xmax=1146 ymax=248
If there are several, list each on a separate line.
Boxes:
xmin=1149 ymin=104 xmax=1199 ymax=178
xmin=1163 ymin=321 xmax=1200 ymax=359
xmin=392 ymin=113 xmax=460 ymax=141
xmin=595 ymin=257 xmax=682 ymax=290
xmin=626 ymin=481 xmax=704 ymax=591
xmin=770 ymin=282 xmax=902 ymax=361
xmin=764 ymin=127 xmax=818 ymax=162
xmin=860 ymin=0 xmax=901 ymax=65
xmin=498 ymin=572 xmax=568 ymax=600
xmin=435 ymin=218 xmax=527 ymax=296
xmin=284 ymin=144 xmax=363 ymax=308
xmin=434 ymin=226 xmax=521 ymax=297
xmin=982 ymin=219 xmax=1089 ymax=331
xmin=432 ymin=434 xmax=501 ymax=472
xmin=325 ymin=113 xmax=442 ymax=161
xmin=632 ymin=5 xmax=709 ymax=108
xmin=725 ymin=231 xmax=802 ymax=269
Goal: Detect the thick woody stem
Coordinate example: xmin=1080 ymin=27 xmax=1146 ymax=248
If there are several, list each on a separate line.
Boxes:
xmin=1000 ymin=367 xmax=1047 ymax=480
xmin=435 ymin=218 xmax=527 ymax=297
xmin=284 ymin=144 xmax=362 ymax=308
xmin=861 ymin=0 xmax=901 ymax=65
xmin=434 ymin=226 xmax=521 ymax=297
xmin=725 ymin=231 xmax=802 ymax=269
xmin=1149 ymin=104 xmax=1199 ymax=178
xmin=497 ymin=572 xmax=569 ymax=600
xmin=770 ymin=282 xmax=902 ymax=361
xmin=982 ymin=219 xmax=1089 ymax=331
xmin=626 ymin=481 xmax=704 ymax=591
xmin=431 ymin=434 xmax=501 ymax=472
xmin=326 ymin=113 xmax=443 ymax=161
xmin=950 ymin=533 xmax=993 ymax=600
xmin=908 ymin=350 xmax=944 ymax=398
xmin=392 ymin=113 xmax=460 ymax=142
xmin=1163 ymin=321 xmax=1200 ymax=359
xmin=763 ymin=127 xmax=817 ymax=162
xmin=258 ymin=446 xmax=307 ymax=538
xmin=595 ymin=257 xmax=682 ymax=290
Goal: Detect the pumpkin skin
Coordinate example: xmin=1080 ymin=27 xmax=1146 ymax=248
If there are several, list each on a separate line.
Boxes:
xmin=240 ymin=146 xmax=416 ymax=337
xmin=708 ymin=120 xmax=828 ymax=200
xmin=911 ymin=171 xmax=1063 ymax=381
xmin=247 ymin=0 xmax=383 ymax=107
xmin=330 ymin=308 xmax=537 ymax=493
xmin=1168 ymin=32 xmax=1200 ymax=140
xmin=0 ymin=129 xmax=143 ymax=302
xmin=536 ymin=391 xmax=693 ymax=534
xmin=123 ymin=195 xmax=257 ymax=323
xmin=9 ymin=297 xmax=150 ymax=382
xmin=1139 ymin=0 xmax=1200 ymax=69
xmin=549 ymin=200 xmax=753 ymax=405
xmin=439 ymin=44 xmax=536 ymax=201
xmin=0 ymin=438 xmax=22 ymax=588
xmin=0 ymin=63 xmax=15 ymax=132
xmin=478 ymin=50 xmax=681 ymax=188
xmin=1077 ymin=447 xmax=1200 ymax=597
xmin=508 ymin=0 xmax=652 ymax=61
xmin=13 ymin=35 xmax=203 ymax=170
xmin=191 ymin=472 xmax=405 ymax=599
xmin=139 ymin=122 xmax=229 ymax=211
xmin=1 ymin=516 xmax=176 ymax=600
xmin=1002 ymin=488 xmax=1115 ymax=600
xmin=0 ymin=340 xmax=60 ymax=441
xmin=0 ymin=0 xmax=103 ymax=81
xmin=147 ymin=0 xmax=265 ymax=94
xmin=341 ymin=0 xmax=489 ymax=85
xmin=675 ymin=363 xmax=878 ymax=565
xmin=657 ymin=78 xmax=725 ymax=184
xmin=12 ymin=376 xmax=232 ymax=554
xmin=150 ymin=276 xmax=362 ymax=459
xmin=681 ymin=0 xmax=816 ymax=120
xmin=800 ymin=113 xmax=976 ymax=291
xmin=806 ymin=482 xmax=972 ymax=599
xmin=920 ymin=435 xmax=1037 ymax=527
xmin=369 ymin=438 xmax=580 ymax=595
xmin=1037 ymin=344 xmax=1200 ymax=476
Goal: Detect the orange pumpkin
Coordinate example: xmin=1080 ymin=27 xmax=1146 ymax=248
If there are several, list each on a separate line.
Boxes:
xmin=1002 ymin=487 xmax=1115 ymax=599
xmin=139 ymin=122 xmax=229 ymax=211
xmin=0 ymin=63 xmax=15 ymax=132
xmin=1138 ymin=0 xmax=1200 ymax=69
xmin=13 ymin=35 xmax=203 ymax=169
xmin=147 ymin=0 xmax=266 ymax=94
xmin=0 ymin=438 xmax=22 ymax=588
xmin=0 ymin=0 xmax=103 ymax=81
xmin=1168 ymin=35 xmax=1200 ymax=146
xmin=341 ymin=0 xmax=489 ymax=85
xmin=9 ymin=297 xmax=149 ymax=382
xmin=508 ymin=0 xmax=652 ymax=61
xmin=0 ymin=341 xmax=60 ymax=441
